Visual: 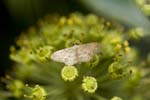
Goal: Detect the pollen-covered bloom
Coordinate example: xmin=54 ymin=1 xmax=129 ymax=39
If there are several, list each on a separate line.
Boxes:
xmin=82 ymin=76 xmax=98 ymax=93
xmin=61 ymin=66 xmax=78 ymax=81
xmin=31 ymin=85 xmax=47 ymax=100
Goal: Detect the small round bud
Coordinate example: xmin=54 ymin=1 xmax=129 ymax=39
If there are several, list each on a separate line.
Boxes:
xmin=115 ymin=44 xmax=122 ymax=53
xmin=32 ymin=85 xmax=47 ymax=100
xmin=89 ymin=55 xmax=100 ymax=68
xmin=108 ymin=62 xmax=125 ymax=79
xmin=61 ymin=66 xmax=78 ymax=81
xmin=35 ymin=46 xmax=53 ymax=62
xmin=82 ymin=76 xmax=98 ymax=93
xmin=67 ymin=19 xmax=73 ymax=25
xmin=125 ymin=47 xmax=131 ymax=54
xmin=7 ymin=80 xmax=24 ymax=98
xmin=10 ymin=48 xmax=31 ymax=64
xmin=123 ymin=40 xmax=129 ymax=47
xmin=110 ymin=37 xmax=121 ymax=44
xmin=59 ymin=16 xmax=66 ymax=26
xmin=70 ymin=14 xmax=82 ymax=25
xmin=110 ymin=96 xmax=122 ymax=100
xmin=86 ymin=14 xmax=98 ymax=25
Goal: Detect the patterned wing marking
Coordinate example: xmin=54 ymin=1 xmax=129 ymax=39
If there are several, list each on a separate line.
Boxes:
xmin=51 ymin=43 xmax=101 ymax=65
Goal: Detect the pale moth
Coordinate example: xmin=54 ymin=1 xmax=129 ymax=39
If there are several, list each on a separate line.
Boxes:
xmin=51 ymin=43 xmax=101 ymax=65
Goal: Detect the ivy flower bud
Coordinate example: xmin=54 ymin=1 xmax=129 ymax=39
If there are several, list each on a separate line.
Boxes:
xmin=82 ymin=76 xmax=98 ymax=93
xmin=35 ymin=46 xmax=53 ymax=62
xmin=67 ymin=19 xmax=73 ymax=25
xmin=86 ymin=14 xmax=98 ymax=25
xmin=61 ymin=66 xmax=78 ymax=81
xmin=70 ymin=14 xmax=82 ymax=25
xmin=108 ymin=62 xmax=125 ymax=79
xmin=31 ymin=85 xmax=47 ymax=100
xmin=89 ymin=55 xmax=100 ymax=68
xmin=59 ymin=16 xmax=66 ymax=26
xmin=110 ymin=96 xmax=122 ymax=100
xmin=125 ymin=47 xmax=131 ymax=54
xmin=10 ymin=47 xmax=32 ymax=64
xmin=115 ymin=44 xmax=122 ymax=53
xmin=7 ymin=80 xmax=24 ymax=98
xmin=123 ymin=40 xmax=129 ymax=47
xmin=110 ymin=37 xmax=122 ymax=44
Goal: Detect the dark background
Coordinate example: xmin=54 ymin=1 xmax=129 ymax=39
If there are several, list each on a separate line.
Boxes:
xmin=0 ymin=0 xmax=87 ymax=76
xmin=0 ymin=0 xmax=15 ymax=76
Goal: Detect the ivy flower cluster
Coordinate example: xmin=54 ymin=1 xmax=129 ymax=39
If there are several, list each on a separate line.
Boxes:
xmin=0 ymin=13 xmax=150 ymax=100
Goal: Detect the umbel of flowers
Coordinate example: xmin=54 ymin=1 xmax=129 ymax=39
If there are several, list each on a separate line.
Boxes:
xmin=0 ymin=13 xmax=150 ymax=100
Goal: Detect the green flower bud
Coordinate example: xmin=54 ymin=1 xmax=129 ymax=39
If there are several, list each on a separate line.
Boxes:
xmin=108 ymin=62 xmax=126 ymax=79
xmin=86 ymin=14 xmax=99 ymax=25
xmin=110 ymin=96 xmax=122 ymax=100
xmin=67 ymin=18 xmax=73 ymax=26
xmin=124 ymin=47 xmax=131 ymax=54
xmin=58 ymin=16 xmax=67 ymax=26
xmin=35 ymin=46 xmax=53 ymax=62
xmin=10 ymin=47 xmax=32 ymax=64
xmin=7 ymin=80 xmax=24 ymax=98
xmin=32 ymin=85 xmax=47 ymax=100
xmin=69 ymin=13 xmax=82 ymax=25
xmin=86 ymin=55 xmax=100 ymax=68
xmin=25 ymin=85 xmax=47 ymax=100
xmin=82 ymin=76 xmax=98 ymax=93
xmin=110 ymin=37 xmax=122 ymax=45
xmin=61 ymin=66 xmax=78 ymax=81
xmin=123 ymin=40 xmax=129 ymax=47
xmin=115 ymin=44 xmax=122 ymax=53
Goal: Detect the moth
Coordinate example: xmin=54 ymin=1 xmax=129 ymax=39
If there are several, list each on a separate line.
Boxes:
xmin=51 ymin=42 xmax=101 ymax=65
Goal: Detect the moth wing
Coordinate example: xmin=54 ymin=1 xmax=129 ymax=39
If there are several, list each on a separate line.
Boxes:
xmin=77 ymin=43 xmax=100 ymax=62
xmin=51 ymin=46 xmax=78 ymax=65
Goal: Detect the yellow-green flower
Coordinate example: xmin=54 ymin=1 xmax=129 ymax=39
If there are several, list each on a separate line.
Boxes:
xmin=35 ymin=46 xmax=53 ymax=62
xmin=108 ymin=62 xmax=126 ymax=79
xmin=61 ymin=66 xmax=78 ymax=81
xmin=82 ymin=76 xmax=98 ymax=93
xmin=110 ymin=96 xmax=122 ymax=100
xmin=7 ymin=80 xmax=24 ymax=98
xmin=28 ymin=85 xmax=47 ymax=100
